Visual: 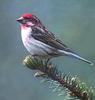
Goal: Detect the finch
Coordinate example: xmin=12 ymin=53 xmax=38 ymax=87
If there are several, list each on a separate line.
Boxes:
xmin=17 ymin=13 xmax=93 ymax=65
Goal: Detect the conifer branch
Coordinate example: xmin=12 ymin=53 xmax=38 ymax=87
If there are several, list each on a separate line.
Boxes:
xmin=23 ymin=55 xmax=95 ymax=100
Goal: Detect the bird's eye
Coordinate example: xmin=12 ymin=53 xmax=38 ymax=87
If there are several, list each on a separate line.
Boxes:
xmin=23 ymin=17 xmax=31 ymax=23
xmin=18 ymin=19 xmax=26 ymax=24
xmin=24 ymin=17 xmax=31 ymax=20
xmin=24 ymin=16 xmax=39 ymax=24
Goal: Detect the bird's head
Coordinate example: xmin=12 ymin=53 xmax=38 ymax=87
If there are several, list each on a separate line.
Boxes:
xmin=17 ymin=13 xmax=41 ymax=28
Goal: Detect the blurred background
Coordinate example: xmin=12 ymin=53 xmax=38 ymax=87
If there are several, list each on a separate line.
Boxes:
xmin=0 ymin=0 xmax=95 ymax=100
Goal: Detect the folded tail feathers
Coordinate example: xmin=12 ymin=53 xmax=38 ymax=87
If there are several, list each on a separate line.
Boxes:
xmin=59 ymin=50 xmax=94 ymax=65
xmin=69 ymin=52 xmax=94 ymax=65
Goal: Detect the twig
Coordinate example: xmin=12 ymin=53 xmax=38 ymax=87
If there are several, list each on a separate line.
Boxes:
xmin=23 ymin=55 xmax=95 ymax=100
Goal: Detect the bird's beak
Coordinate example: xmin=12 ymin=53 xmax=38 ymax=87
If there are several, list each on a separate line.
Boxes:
xmin=16 ymin=17 xmax=23 ymax=23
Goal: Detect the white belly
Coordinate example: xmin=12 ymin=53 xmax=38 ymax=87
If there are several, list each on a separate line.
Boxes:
xmin=25 ymin=37 xmax=53 ymax=56
xmin=21 ymin=28 xmax=55 ymax=56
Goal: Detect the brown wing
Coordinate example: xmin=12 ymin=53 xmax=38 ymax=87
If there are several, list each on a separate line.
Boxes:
xmin=31 ymin=26 xmax=71 ymax=52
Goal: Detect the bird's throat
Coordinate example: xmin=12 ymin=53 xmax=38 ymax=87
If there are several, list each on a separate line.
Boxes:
xmin=21 ymin=24 xmax=28 ymax=29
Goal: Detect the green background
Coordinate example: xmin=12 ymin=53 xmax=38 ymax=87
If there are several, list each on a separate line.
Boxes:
xmin=0 ymin=0 xmax=95 ymax=100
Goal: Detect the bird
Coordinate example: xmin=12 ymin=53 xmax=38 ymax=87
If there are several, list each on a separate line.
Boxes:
xmin=17 ymin=13 xmax=93 ymax=65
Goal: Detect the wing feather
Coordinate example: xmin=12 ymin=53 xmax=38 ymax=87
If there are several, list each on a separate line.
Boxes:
xmin=31 ymin=26 xmax=72 ymax=52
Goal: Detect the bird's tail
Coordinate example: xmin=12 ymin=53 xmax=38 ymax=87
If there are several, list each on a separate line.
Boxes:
xmin=59 ymin=50 xmax=93 ymax=65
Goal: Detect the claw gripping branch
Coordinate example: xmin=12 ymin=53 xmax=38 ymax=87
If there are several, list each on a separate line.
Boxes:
xmin=23 ymin=55 xmax=95 ymax=100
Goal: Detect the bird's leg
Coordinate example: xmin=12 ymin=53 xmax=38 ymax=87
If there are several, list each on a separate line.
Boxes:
xmin=45 ymin=57 xmax=52 ymax=67
xmin=46 ymin=58 xmax=51 ymax=64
